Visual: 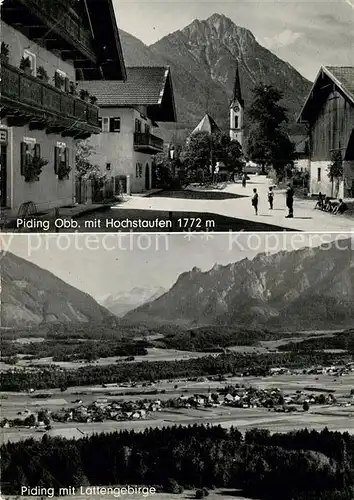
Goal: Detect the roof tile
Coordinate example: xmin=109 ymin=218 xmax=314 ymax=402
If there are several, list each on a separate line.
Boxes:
xmin=78 ymin=66 xmax=170 ymax=106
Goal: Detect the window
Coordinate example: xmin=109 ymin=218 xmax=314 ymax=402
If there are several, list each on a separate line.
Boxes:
xmin=135 ymin=119 xmax=141 ymax=133
xmin=54 ymin=69 xmax=66 ymax=90
xmin=109 ymin=118 xmax=121 ymax=133
xmin=136 ymin=163 xmax=143 ymax=178
xmin=98 ymin=118 xmax=102 ymax=130
xmin=144 ymin=124 xmax=150 ymax=135
xmin=23 ymin=50 xmax=36 ymax=76
xmin=106 ymin=163 xmax=111 ymax=171
xmin=317 ymin=168 xmax=321 ymax=182
xmin=20 ymin=138 xmax=39 ymax=176
xmin=234 ymin=116 xmax=239 ymax=129
xmin=102 ymin=117 xmax=110 ymax=132
xmin=54 ymin=143 xmax=69 ymax=175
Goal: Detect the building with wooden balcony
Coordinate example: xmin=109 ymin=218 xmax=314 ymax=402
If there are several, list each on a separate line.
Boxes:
xmin=298 ymin=66 xmax=354 ymax=199
xmin=0 ymin=0 xmax=126 ymax=213
xmin=78 ymin=66 xmax=176 ymax=193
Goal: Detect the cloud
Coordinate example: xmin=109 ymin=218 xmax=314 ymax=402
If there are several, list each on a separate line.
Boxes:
xmin=263 ymin=29 xmax=303 ymax=49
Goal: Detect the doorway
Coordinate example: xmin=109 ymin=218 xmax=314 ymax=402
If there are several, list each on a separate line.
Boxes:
xmin=0 ymin=145 xmax=7 ymax=207
xmin=145 ymin=163 xmax=150 ymax=190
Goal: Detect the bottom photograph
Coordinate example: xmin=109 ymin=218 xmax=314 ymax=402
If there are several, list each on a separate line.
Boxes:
xmin=1 ymin=232 xmax=354 ymax=500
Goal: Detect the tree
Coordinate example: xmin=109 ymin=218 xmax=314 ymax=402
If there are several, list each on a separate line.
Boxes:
xmin=247 ymin=84 xmax=295 ymax=179
xmin=75 ymin=141 xmax=101 ymax=180
xmin=328 ymin=150 xmax=343 ymax=198
xmin=181 ymin=131 xmax=244 ymax=183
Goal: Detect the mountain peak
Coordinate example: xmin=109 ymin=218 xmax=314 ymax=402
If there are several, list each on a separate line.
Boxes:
xmin=183 ymin=13 xmax=255 ymax=41
xmin=128 ymin=242 xmax=354 ymax=330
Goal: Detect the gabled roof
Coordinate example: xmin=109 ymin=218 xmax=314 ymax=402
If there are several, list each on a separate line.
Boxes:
xmin=79 ymin=66 xmax=176 ymax=122
xmin=191 ymin=114 xmax=221 ymax=135
xmin=1 ymin=0 xmax=126 ymax=81
xmin=291 ymin=135 xmax=308 ymax=154
xmin=85 ymin=0 xmax=126 ymax=80
xmin=298 ymin=65 xmax=354 ymax=123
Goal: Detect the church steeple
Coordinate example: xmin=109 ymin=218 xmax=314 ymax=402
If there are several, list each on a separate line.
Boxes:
xmin=230 ymin=62 xmax=244 ymax=148
xmin=232 ymin=63 xmax=244 ymax=107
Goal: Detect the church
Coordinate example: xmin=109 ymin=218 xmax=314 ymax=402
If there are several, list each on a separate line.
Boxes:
xmin=190 ymin=64 xmax=245 ymax=148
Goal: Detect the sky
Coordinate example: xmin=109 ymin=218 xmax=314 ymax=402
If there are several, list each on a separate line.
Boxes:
xmin=2 ymin=233 xmax=351 ymax=301
xmin=113 ymin=0 xmax=354 ymax=80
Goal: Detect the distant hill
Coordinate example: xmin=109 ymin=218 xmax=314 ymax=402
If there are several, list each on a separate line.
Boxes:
xmin=126 ymin=241 xmax=354 ymax=331
xmin=1 ymin=252 xmax=112 ymax=327
xmin=99 ymin=286 xmax=167 ymax=317
xmin=119 ymin=13 xmax=311 ymax=138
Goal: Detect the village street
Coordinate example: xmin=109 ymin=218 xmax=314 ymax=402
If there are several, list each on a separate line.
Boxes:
xmin=79 ymin=175 xmax=354 ymax=232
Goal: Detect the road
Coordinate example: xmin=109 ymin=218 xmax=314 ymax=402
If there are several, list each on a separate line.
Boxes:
xmin=72 ymin=176 xmax=353 ymax=232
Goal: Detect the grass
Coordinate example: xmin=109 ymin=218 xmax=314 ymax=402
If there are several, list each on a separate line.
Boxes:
xmin=2 ymin=372 xmax=354 ymax=445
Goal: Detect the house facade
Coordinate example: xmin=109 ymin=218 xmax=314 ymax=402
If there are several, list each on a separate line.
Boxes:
xmin=298 ymin=66 xmax=354 ymax=198
xmin=79 ymin=66 xmax=176 ymax=193
xmin=0 ymin=0 xmax=126 ymax=213
xmin=292 ymin=135 xmax=310 ymax=172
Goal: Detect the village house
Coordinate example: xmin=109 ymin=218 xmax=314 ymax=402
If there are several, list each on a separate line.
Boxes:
xmin=292 ymin=135 xmax=310 ymax=173
xmin=0 ymin=0 xmax=126 ymax=213
xmin=78 ymin=66 xmax=177 ymax=193
xmin=298 ymin=66 xmax=354 ymax=198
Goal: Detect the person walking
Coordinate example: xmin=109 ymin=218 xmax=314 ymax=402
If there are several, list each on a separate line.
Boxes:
xmin=285 ymin=182 xmax=294 ymax=218
xmin=268 ymin=186 xmax=274 ymax=210
xmin=251 ymin=188 xmax=259 ymax=215
xmin=242 ymin=173 xmax=247 ymax=188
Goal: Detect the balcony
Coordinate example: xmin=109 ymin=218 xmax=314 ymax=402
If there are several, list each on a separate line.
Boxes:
xmin=0 ymin=63 xmax=100 ymax=138
xmin=134 ymin=132 xmax=164 ymax=153
xmin=1 ymin=0 xmax=96 ymax=65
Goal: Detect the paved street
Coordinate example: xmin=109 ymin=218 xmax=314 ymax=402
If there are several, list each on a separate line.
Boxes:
xmin=107 ymin=175 xmax=353 ymax=232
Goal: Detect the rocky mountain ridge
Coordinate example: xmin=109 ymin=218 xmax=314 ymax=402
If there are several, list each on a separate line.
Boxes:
xmin=127 ymin=242 xmax=354 ymax=330
xmin=120 ymin=13 xmax=311 ymax=137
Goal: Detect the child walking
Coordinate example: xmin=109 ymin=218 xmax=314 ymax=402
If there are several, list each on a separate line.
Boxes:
xmin=251 ymin=188 xmax=259 ymax=215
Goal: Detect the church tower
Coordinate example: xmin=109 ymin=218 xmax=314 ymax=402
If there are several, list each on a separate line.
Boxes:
xmin=229 ymin=64 xmax=244 ymax=148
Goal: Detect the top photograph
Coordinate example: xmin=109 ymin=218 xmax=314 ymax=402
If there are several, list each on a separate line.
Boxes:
xmin=0 ymin=0 xmax=353 ymax=233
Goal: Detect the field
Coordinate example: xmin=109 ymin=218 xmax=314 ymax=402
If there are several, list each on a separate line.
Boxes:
xmin=0 ymin=347 xmax=213 ymax=372
xmin=2 ymin=371 xmax=354 ymax=444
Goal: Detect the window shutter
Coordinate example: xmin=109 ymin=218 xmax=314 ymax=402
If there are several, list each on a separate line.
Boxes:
xmin=65 ymin=147 xmax=69 ymax=168
xmin=54 ymin=146 xmax=60 ymax=174
xmin=34 ymin=144 xmax=40 ymax=158
xmin=64 ymin=77 xmax=70 ymax=92
xmin=109 ymin=118 xmax=115 ymax=133
xmin=20 ymin=142 xmax=27 ymax=176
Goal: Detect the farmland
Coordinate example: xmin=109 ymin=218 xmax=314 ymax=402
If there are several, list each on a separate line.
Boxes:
xmin=2 ymin=370 xmax=354 ymax=444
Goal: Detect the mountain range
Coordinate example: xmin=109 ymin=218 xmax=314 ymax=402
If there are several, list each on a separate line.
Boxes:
xmin=99 ymin=286 xmax=167 ymax=317
xmin=119 ymin=13 xmax=312 ymax=137
xmin=0 ymin=252 xmax=112 ymax=327
xmin=126 ymin=241 xmax=354 ymax=331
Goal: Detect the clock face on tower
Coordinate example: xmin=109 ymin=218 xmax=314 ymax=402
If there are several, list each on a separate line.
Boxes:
xmin=233 ymin=102 xmax=240 ymax=112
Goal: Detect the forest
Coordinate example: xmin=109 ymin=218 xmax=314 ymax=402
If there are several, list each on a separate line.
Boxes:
xmin=278 ymin=330 xmax=354 ymax=354
xmin=2 ymin=351 xmax=352 ymax=391
xmin=2 ymin=425 xmax=354 ymax=500
xmin=1 ymin=338 xmax=148 ymax=363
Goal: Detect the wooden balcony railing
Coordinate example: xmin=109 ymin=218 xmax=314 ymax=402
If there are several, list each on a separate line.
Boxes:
xmin=1 ymin=63 xmax=100 ymax=134
xmin=4 ymin=0 xmax=95 ymax=62
xmin=134 ymin=132 xmax=164 ymax=152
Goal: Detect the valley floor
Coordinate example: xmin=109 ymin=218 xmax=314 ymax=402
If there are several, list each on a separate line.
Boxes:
xmin=2 ymin=371 xmax=354 ymax=444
